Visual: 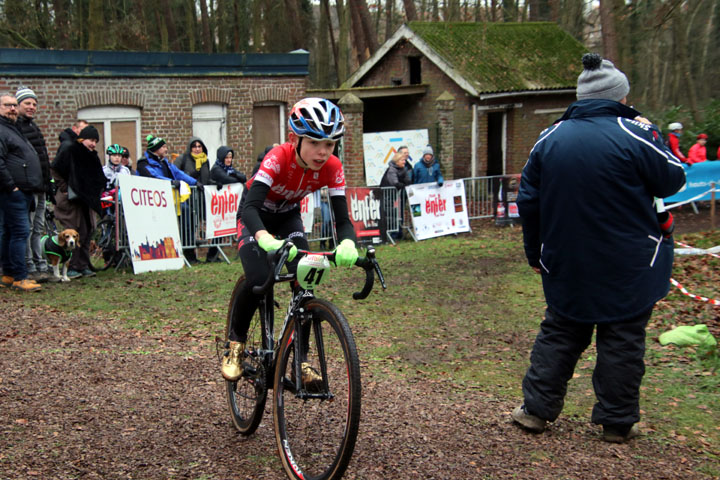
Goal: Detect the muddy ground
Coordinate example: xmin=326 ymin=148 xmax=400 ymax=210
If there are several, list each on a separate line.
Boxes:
xmin=1 ymin=206 xmax=718 ymax=480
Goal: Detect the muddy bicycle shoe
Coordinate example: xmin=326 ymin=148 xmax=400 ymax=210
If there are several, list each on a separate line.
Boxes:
xmin=221 ymin=341 xmax=245 ymax=381
xmin=511 ymin=405 xmax=547 ymax=433
xmin=301 ymin=362 xmax=324 ymax=392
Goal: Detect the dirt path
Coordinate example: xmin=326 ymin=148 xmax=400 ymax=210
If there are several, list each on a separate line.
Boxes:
xmin=1 ymin=297 xmax=715 ymax=480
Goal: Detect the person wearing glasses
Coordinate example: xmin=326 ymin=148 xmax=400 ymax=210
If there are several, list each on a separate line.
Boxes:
xmin=0 ymin=93 xmax=44 ymax=292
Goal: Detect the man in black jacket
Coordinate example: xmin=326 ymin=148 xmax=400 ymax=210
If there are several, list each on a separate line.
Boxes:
xmin=0 ymin=93 xmax=44 ymax=292
xmin=16 ymin=87 xmax=50 ymax=282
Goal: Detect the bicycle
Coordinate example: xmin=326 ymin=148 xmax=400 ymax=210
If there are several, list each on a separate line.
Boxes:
xmin=218 ymin=241 xmax=386 ymax=480
xmin=89 ymin=192 xmax=126 ymax=271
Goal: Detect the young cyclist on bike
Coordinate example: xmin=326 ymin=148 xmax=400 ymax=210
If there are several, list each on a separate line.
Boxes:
xmin=221 ymin=97 xmax=359 ymax=382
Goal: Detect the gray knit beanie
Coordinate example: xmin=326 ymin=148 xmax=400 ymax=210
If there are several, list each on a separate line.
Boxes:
xmin=576 ymin=53 xmax=630 ymax=102
xmin=422 ymin=145 xmax=434 ymax=156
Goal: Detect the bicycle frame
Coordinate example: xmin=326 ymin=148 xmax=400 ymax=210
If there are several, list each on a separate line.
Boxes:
xmin=251 ymin=243 xmax=385 ymax=400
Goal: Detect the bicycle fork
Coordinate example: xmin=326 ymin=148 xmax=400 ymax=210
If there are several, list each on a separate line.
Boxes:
xmin=291 ymin=306 xmax=333 ymax=401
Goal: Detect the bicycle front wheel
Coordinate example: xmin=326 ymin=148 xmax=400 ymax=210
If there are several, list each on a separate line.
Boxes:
xmin=273 ymin=298 xmax=361 ymax=480
xmin=225 ymin=275 xmax=269 ymax=435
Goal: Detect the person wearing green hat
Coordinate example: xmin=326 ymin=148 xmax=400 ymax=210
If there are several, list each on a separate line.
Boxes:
xmin=136 ymin=134 xmax=202 ymax=263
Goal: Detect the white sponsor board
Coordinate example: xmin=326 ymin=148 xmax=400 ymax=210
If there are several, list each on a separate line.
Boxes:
xmin=118 ymin=175 xmax=185 ymax=273
xmin=362 ymin=129 xmax=429 ymax=186
xmin=405 ymin=180 xmax=471 ymax=240
xmin=203 ymin=183 xmax=244 ymax=239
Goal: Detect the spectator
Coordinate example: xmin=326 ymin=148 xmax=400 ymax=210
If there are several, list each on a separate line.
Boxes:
xmin=120 ymin=146 xmax=132 ymax=171
xmin=136 ymin=134 xmax=200 ymax=264
xmin=412 ymin=145 xmax=444 ymax=186
xmin=380 ymin=152 xmax=411 ymax=189
xmin=15 ymin=86 xmax=51 ymax=283
xmin=56 ymin=119 xmax=88 ymax=159
xmin=398 ymin=145 xmax=414 ymax=182
xmin=210 ymin=146 xmax=246 ymax=188
xmin=666 ymin=122 xmax=687 ymax=163
xmin=0 ymin=92 xmax=44 ymax=291
xmin=174 ymin=137 xmax=211 ymax=185
xmin=103 ymin=144 xmax=131 ymax=191
xmin=252 ymin=145 xmax=277 ymax=177
xmin=512 ymin=53 xmax=686 ymax=443
xmin=205 ymin=146 xmax=246 ymax=262
xmin=51 ymin=125 xmax=107 ymax=279
xmin=687 ymin=133 xmax=708 ymax=165
xmin=380 ymin=152 xmax=411 ymax=241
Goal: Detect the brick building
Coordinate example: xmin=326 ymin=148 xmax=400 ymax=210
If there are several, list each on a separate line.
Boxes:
xmin=312 ymin=22 xmax=586 ymax=182
xmin=0 ymin=48 xmax=309 ymax=175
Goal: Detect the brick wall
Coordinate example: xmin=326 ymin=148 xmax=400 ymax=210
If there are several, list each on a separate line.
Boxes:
xmin=353 ymin=42 xmax=577 ymax=179
xmin=0 ymin=76 xmax=307 ymax=176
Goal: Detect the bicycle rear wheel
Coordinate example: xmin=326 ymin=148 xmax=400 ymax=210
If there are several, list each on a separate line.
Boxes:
xmin=273 ymin=298 xmax=361 ymax=480
xmin=224 ymin=275 xmax=269 ymax=435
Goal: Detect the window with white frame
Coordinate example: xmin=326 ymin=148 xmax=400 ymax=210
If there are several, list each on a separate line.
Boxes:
xmin=77 ymin=106 xmax=142 ymax=167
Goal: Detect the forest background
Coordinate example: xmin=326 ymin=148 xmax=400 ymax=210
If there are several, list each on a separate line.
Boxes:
xmin=0 ymin=0 xmax=718 ymax=153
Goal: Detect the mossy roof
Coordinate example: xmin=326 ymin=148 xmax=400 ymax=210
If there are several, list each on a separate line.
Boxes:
xmin=408 ymin=22 xmax=586 ymax=93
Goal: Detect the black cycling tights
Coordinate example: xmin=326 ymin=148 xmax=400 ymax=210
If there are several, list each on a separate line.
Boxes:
xmin=230 ymin=209 xmax=310 ymax=343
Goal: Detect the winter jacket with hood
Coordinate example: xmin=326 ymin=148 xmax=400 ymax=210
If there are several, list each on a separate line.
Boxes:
xmin=518 ymin=99 xmax=686 ymax=323
xmin=174 ymin=137 xmax=210 ymax=185
xmin=0 ymin=115 xmax=43 ymax=193
xmin=210 ymin=146 xmax=246 ymax=187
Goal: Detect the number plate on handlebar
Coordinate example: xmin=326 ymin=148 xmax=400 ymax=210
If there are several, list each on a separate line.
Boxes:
xmin=297 ymin=254 xmax=331 ymax=290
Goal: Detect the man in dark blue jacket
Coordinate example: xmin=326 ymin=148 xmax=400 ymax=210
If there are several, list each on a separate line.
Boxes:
xmin=512 ymin=54 xmax=686 ymax=443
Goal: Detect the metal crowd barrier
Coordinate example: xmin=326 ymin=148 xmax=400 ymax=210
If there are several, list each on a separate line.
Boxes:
xmin=109 ymin=175 xmax=506 ymax=268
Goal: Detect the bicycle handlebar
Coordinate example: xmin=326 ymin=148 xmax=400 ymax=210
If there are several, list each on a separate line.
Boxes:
xmin=251 ymin=241 xmax=387 ymax=299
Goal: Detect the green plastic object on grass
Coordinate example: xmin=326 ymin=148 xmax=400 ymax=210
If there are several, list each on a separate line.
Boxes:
xmin=658 ymin=324 xmax=717 ymax=348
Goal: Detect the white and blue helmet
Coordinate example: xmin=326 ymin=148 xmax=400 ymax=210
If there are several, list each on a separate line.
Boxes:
xmin=288 ymin=98 xmax=345 ymax=141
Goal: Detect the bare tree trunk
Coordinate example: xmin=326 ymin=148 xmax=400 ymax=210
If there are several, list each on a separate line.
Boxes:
xmin=322 ymin=0 xmax=339 ymax=77
xmin=52 ymin=0 xmax=71 ymax=49
xmin=349 ymin=0 xmax=368 ymax=64
xmin=385 ymin=0 xmax=393 ymax=40
xmin=284 ymin=0 xmax=304 ymax=49
xmin=403 ymin=0 xmax=418 ymax=21
xmin=352 ymin=0 xmax=379 ymax=55
xmin=159 ymin=0 xmax=180 ymax=51
xmin=87 ymin=0 xmax=104 ymax=49
xmin=599 ymin=0 xmax=619 ymax=62
xmin=336 ymin=0 xmax=350 ymax=83
xmin=673 ymin=13 xmax=700 ymax=121
xmin=199 ymin=0 xmax=212 ymax=53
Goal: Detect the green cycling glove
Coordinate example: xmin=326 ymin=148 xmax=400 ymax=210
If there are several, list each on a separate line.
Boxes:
xmin=257 ymin=234 xmax=297 ymax=262
xmin=334 ymin=239 xmax=358 ymax=267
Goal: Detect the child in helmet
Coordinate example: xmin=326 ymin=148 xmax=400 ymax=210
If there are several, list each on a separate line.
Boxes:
xmin=103 ymin=143 xmax=131 ymax=191
xmin=221 ymin=98 xmax=359 ymax=384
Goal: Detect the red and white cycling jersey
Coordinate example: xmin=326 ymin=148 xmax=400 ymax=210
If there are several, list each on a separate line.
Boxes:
xmin=249 ymin=142 xmax=346 ymax=212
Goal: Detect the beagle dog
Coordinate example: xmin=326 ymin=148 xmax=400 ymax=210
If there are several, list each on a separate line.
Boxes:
xmin=42 ymin=229 xmax=80 ymax=282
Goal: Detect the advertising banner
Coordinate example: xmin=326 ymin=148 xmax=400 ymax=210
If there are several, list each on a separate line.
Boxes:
xmin=300 ymin=193 xmax=315 ymax=234
xmin=405 ymin=180 xmax=471 ymax=240
xmin=203 ymin=183 xmax=244 ymax=239
xmin=494 ymin=174 xmax=521 ymax=226
xmin=363 ymin=129 xmax=429 ymax=186
xmin=118 ymin=175 xmax=184 ymax=274
xmin=346 ymin=187 xmax=385 ymax=245
xmin=665 ymin=162 xmax=720 ymax=204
